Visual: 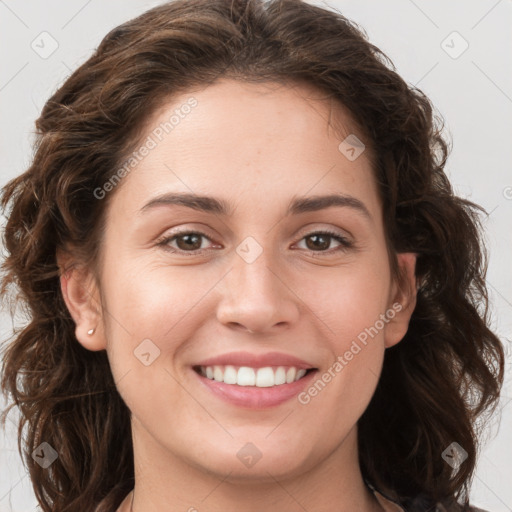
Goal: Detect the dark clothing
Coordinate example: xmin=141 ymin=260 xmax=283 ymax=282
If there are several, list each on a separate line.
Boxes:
xmin=366 ymin=480 xmax=490 ymax=512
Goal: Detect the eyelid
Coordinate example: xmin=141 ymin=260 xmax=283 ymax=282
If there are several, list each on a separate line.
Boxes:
xmin=294 ymin=223 xmax=353 ymax=241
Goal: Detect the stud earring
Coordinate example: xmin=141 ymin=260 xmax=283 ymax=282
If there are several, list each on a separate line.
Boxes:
xmin=87 ymin=328 xmax=95 ymax=335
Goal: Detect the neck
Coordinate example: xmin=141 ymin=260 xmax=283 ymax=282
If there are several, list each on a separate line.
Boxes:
xmin=119 ymin=422 xmax=383 ymax=512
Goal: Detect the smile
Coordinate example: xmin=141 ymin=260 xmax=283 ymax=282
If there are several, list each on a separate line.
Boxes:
xmin=194 ymin=365 xmax=314 ymax=387
xmin=192 ymin=365 xmax=319 ymax=409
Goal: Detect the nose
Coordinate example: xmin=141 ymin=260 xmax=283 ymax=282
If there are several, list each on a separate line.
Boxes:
xmin=215 ymin=245 xmax=300 ymax=335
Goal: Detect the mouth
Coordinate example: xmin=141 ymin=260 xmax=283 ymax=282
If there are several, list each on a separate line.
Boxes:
xmin=192 ymin=364 xmax=317 ymax=387
xmin=191 ymin=364 xmax=319 ymax=409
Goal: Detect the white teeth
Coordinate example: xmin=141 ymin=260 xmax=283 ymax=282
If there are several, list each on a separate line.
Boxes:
xmin=223 ymin=365 xmax=238 ymax=384
xmin=286 ymin=367 xmax=296 ymax=383
xmin=296 ymin=369 xmax=307 ymax=380
xmin=237 ymin=366 xmax=256 ymax=386
xmin=198 ymin=365 xmax=310 ymax=387
xmin=255 ymin=367 xmax=274 ymax=387
xmin=213 ymin=365 xmax=223 ymax=382
xmin=274 ymin=366 xmax=286 ymax=385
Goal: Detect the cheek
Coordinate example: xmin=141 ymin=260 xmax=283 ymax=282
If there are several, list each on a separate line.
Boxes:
xmin=103 ymin=256 xmax=205 ymax=339
xmin=297 ymin=256 xmax=392 ymax=346
xmin=101 ymin=260 xmax=208 ymax=427
xmin=99 ymin=258 xmax=199 ymax=389
xmin=292 ymin=256 xmax=390 ymax=410
xmin=298 ymin=344 xmax=384 ymax=443
xmin=296 ymin=263 xmax=389 ymax=430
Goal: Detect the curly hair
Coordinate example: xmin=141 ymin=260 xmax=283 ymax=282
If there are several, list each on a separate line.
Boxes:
xmin=0 ymin=0 xmax=505 ymax=511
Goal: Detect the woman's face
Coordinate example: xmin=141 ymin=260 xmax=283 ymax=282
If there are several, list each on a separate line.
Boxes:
xmin=62 ymin=78 xmax=416 ymax=482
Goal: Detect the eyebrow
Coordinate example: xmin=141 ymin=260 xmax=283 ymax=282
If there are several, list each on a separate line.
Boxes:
xmin=139 ymin=192 xmax=372 ymax=220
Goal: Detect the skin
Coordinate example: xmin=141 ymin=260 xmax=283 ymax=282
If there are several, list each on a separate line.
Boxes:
xmin=58 ymin=79 xmax=417 ymax=512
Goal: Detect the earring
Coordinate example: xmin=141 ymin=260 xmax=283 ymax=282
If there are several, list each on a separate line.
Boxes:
xmin=87 ymin=328 xmax=95 ymax=335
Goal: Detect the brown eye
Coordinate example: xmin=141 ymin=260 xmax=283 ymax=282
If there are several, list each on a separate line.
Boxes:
xmin=296 ymin=230 xmax=353 ymax=254
xmin=174 ymin=233 xmax=204 ymax=251
xmin=157 ymin=231 xmax=214 ymax=254
xmin=304 ymin=233 xmax=331 ymax=251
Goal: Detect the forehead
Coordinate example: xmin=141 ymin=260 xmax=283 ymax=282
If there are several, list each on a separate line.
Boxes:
xmin=109 ymin=78 xmax=380 ymax=220
xmin=152 ymin=78 xmax=364 ymax=155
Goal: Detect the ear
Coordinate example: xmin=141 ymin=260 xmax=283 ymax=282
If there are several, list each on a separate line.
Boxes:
xmin=57 ymin=249 xmax=106 ymax=351
xmin=384 ymin=252 xmax=418 ymax=349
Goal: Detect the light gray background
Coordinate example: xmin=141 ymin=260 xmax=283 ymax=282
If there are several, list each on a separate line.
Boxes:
xmin=0 ymin=0 xmax=511 ymax=511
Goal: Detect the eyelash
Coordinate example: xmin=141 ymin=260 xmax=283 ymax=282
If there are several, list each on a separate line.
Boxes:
xmin=155 ymin=229 xmax=354 ymax=256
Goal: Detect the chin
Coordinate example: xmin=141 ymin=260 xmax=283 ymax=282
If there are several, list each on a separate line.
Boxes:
xmin=189 ymin=444 xmax=313 ymax=482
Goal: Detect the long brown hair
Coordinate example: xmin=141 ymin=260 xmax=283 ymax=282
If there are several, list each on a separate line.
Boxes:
xmin=0 ymin=1 xmax=505 ymax=511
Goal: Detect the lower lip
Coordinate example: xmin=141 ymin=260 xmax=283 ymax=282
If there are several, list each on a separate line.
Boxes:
xmin=192 ymin=368 xmax=318 ymax=409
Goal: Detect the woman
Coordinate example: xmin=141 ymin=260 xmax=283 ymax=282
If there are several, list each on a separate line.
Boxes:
xmin=0 ymin=0 xmax=505 ymax=511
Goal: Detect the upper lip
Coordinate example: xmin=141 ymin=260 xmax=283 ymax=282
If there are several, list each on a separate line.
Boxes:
xmin=194 ymin=351 xmax=316 ymax=370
